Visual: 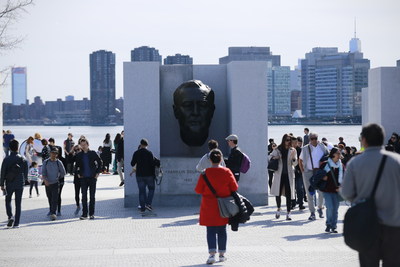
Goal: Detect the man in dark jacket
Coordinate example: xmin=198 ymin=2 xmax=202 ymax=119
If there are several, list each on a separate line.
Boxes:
xmin=0 ymin=139 xmax=28 ymax=228
xmin=74 ymin=138 xmax=102 ymax=220
xmin=131 ymin=139 xmax=158 ymax=213
xmin=224 ymin=134 xmax=243 ymax=182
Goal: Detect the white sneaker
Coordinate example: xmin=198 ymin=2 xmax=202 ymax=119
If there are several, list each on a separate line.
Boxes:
xmin=219 ymin=255 xmax=226 ymax=262
xmin=275 ymin=209 xmax=281 ymax=219
xmin=206 ymin=255 xmax=216 ymax=264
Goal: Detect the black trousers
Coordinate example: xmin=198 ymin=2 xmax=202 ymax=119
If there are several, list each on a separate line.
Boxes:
xmin=45 ymin=183 xmax=59 ymax=215
xmin=29 ymin=181 xmax=39 ymax=195
xmin=57 ymin=182 xmax=64 ymax=213
xmin=74 ymin=176 xmax=81 ymax=207
xmin=80 ymin=177 xmax=97 ymax=217
xmin=359 ymin=224 xmax=400 ymax=267
xmin=5 ymin=187 xmax=23 ymax=226
xmin=275 ymin=173 xmax=291 ymax=212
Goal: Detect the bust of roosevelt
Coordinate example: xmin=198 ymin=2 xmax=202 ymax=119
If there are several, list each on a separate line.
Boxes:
xmin=173 ymin=80 xmax=215 ymax=147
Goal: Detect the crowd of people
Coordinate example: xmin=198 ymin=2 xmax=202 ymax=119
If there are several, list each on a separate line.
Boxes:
xmin=2 ymin=124 xmax=400 ymax=266
xmin=1 ymin=131 xmax=125 ymax=225
xmin=266 ymin=125 xmax=400 ymax=266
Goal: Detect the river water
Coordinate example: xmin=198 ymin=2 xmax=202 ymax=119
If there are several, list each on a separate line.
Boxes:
xmin=5 ymin=125 xmax=362 ymax=151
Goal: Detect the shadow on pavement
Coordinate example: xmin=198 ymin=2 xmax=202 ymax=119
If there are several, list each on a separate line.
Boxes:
xmin=283 ymin=232 xmax=342 ymax=241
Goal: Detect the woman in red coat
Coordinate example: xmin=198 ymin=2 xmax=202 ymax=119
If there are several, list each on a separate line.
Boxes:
xmin=195 ymin=149 xmax=239 ymax=265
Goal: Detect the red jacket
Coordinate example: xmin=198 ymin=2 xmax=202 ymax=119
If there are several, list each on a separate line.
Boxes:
xmin=195 ymin=167 xmax=239 ymax=226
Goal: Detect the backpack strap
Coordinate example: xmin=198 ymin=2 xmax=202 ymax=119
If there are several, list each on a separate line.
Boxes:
xmin=308 ymin=145 xmax=315 ymax=169
xmin=371 ymin=155 xmax=387 ymax=199
xmin=201 ymin=172 xmax=218 ymax=198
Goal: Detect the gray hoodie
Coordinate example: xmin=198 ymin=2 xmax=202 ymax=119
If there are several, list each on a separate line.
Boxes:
xmin=42 ymin=159 xmax=66 ymax=185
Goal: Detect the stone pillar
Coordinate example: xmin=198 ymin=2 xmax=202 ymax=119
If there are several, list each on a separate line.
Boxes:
xmin=123 ymin=62 xmax=160 ymax=207
xmin=227 ymin=61 xmax=269 ymax=204
xmin=362 ymin=66 xmax=400 ymax=138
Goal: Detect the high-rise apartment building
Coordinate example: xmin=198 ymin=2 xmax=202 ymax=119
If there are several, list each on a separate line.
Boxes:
xmin=219 ymin=47 xmax=280 ymax=66
xmin=164 ymin=54 xmax=193 ymax=65
xmin=90 ymin=50 xmax=116 ymax=125
xmin=270 ymin=66 xmax=291 ymax=116
xmin=131 ymin=46 xmax=162 ymax=63
xmin=301 ymin=42 xmax=369 ymax=118
xmin=12 ymin=67 xmax=27 ymax=105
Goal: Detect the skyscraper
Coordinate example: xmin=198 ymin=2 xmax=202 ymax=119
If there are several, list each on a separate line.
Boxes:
xmin=90 ymin=50 xmax=116 ymax=125
xmin=131 ymin=46 xmax=162 ymax=62
xmin=301 ymin=43 xmax=369 ymax=119
xmin=164 ymin=54 xmax=193 ymax=65
xmin=12 ymin=67 xmax=27 ymax=105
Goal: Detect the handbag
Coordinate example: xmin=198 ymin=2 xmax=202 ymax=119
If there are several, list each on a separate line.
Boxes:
xmin=201 ymin=173 xmax=239 ymax=218
xmin=343 ymin=155 xmax=387 ymax=252
xmin=268 ymin=158 xmax=279 ymax=171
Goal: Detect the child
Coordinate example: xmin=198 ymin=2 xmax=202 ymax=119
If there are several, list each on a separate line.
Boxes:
xmin=28 ymin=161 xmax=41 ymax=198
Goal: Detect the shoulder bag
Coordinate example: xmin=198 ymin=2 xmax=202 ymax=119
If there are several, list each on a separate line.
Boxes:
xmin=202 ymin=172 xmax=239 ymax=218
xmin=268 ymin=150 xmax=279 ymax=171
xmin=343 ymin=155 xmax=387 ymax=252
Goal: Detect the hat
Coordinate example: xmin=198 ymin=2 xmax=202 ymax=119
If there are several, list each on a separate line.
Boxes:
xmin=322 ymin=137 xmax=327 ymax=141
xmin=140 ymin=138 xmax=148 ymax=146
xmin=50 ymin=147 xmax=58 ymax=153
xmin=225 ymin=134 xmax=238 ymax=141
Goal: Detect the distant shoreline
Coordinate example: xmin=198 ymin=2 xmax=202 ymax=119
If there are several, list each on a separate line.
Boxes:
xmin=3 ymin=122 xmax=361 ymax=127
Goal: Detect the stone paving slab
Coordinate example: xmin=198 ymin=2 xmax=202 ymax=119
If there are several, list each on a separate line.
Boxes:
xmin=0 ymin=174 xmax=359 ymax=266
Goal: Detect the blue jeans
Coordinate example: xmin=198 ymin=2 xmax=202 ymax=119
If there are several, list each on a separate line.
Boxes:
xmin=323 ymin=192 xmax=339 ymax=229
xmin=5 ymin=187 xmax=23 ymax=226
xmin=136 ymin=176 xmax=155 ymax=211
xmin=206 ymin=225 xmax=227 ymax=253
xmin=81 ymin=177 xmax=97 ymax=216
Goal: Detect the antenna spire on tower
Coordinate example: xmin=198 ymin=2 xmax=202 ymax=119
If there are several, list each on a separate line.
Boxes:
xmin=354 ymin=17 xmax=357 ymax=38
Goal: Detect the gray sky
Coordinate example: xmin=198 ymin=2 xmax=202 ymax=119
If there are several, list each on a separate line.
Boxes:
xmin=1 ymin=0 xmax=399 ymax=103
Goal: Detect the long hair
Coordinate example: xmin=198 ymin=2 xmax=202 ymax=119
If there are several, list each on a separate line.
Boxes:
xmin=103 ymin=133 xmax=111 ymax=144
xmin=27 ymin=136 xmax=34 ymax=144
xmin=114 ymin=133 xmax=121 ymax=144
xmin=278 ymin=133 xmax=291 ymax=152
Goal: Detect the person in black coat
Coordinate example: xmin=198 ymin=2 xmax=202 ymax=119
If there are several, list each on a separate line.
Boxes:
xmin=0 ymin=140 xmax=28 ymax=228
xmin=224 ymin=134 xmax=243 ymax=182
xmin=74 ymin=138 xmax=102 ymax=220
xmin=131 ymin=138 xmax=158 ymax=213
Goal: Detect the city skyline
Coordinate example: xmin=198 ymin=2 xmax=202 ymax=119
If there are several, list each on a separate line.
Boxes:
xmin=1 ymin=0 xmax=399 ymax=103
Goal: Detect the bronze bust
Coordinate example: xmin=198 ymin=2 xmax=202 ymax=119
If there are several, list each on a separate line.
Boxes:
xmin=173 ymin=80 xmax=215 ymax=146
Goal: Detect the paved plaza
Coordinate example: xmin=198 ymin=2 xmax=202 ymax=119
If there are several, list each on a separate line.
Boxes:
xmin=0 ymin=174 xmax=359 ymax=267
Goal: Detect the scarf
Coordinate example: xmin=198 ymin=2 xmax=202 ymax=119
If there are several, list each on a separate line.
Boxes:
xmin=324 ymin=158 xmax=343 ymax=184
